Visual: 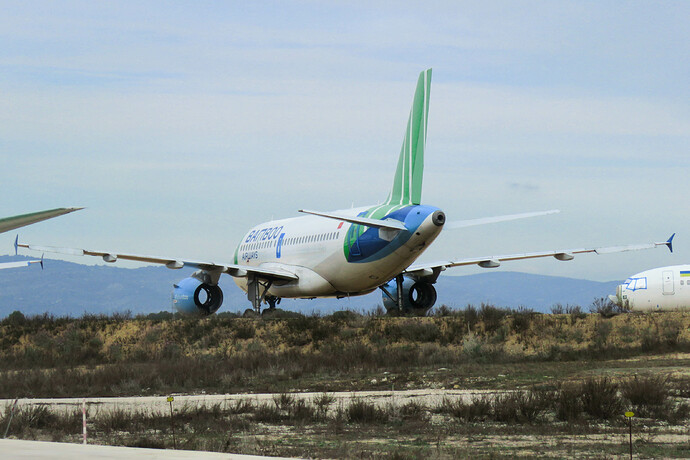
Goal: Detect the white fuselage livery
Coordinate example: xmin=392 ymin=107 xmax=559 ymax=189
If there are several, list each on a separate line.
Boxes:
xmin=611 ymin=265 xmax=690 ymax=312
xmin=232 ymin=206 xmax=443 ymax=298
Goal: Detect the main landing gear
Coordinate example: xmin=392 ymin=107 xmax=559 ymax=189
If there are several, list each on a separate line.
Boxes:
xmin=246 ymin=273 xmax=281 ymax=315
xmin=379 ymin=274 xmax=405 ymax=315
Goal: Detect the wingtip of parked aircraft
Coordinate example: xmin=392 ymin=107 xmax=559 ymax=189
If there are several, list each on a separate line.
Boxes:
xmin=666 ymin=233 xmax=675 ymax=253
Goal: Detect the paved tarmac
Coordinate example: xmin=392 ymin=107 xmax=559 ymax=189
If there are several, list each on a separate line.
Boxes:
xmin=0 ymin=439 xmax=299 ymax=460
xmin=0 ymin=388 xmax=495 ymax=415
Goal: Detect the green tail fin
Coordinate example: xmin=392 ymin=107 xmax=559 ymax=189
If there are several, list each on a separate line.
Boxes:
xmin=385 ymin=68 xmax=432 ymax=206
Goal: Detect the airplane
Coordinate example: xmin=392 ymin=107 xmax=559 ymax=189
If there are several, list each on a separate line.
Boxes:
xmin=609 ymin=263 xmax=690 ymax=312
xmin=17 ymin=70 xmax=674 ymax=316
xmin=0 ymin=208 xmax=82 ymax=270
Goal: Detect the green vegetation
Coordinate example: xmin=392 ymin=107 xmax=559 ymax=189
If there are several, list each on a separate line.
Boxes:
xmin=1 ymin=307 xmax=689 ymax=458
xmin=2 ymin=376 xmax=689 ymax=458
xmin=0 ymin=307 xmax=689 ymax=397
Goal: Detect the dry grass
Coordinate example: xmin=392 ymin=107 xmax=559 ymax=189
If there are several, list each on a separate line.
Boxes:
xmin=1 ymin=309 xmax=690 ymax=398
xmin=2 ymin=309 xmax=690 ymax=457
xmin=2 ymin=380 xmax=689 ymax=459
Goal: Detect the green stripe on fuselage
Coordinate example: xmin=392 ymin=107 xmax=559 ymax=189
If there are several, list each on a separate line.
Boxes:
xmin=342 ymin=204 xmax=407 ymax=259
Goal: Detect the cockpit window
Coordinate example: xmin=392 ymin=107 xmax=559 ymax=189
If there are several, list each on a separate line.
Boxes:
xmin=625 ymin=277 xmax=647 ymax=291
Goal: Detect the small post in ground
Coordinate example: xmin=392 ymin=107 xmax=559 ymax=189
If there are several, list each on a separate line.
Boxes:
xmin=167 ymin=396 xmax=177 ymax=449
xmin=3 ymin=399 xmax=18 ymax=438
xmin=625 ymin=411 xmax=634 ymax=460
xmin=82 ymin=398 xmax=87 ymax=444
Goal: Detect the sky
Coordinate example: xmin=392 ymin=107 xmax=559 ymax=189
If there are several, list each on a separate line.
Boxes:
xmin=0 ymin=1 xmax=688 ymax=282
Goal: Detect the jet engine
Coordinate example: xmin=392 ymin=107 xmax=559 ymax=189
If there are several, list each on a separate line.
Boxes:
xmin=172 ymin=274 xmax=223 ymax=316
xmin=381 ymin=277 xmax=437 ymax=315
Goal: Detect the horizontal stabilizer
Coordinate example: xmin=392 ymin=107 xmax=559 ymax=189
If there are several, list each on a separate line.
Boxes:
xmin=299 ymin=209 xmax=406 ymax=231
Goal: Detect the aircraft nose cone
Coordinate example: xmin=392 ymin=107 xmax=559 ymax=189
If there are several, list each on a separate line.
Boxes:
xmin=432 ymin=210 xmax=445 ymax=227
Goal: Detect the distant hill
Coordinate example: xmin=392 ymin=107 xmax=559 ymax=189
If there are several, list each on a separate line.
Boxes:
xmin=0 ymin=255 xmax=619 ymax=317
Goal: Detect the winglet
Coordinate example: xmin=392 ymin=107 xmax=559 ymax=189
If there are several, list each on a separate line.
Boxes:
xmin=40 ymin=254 xmax=44 ymax=270
xmin=666 ymin=233 xmax=675 ymax=253
xmin=14 ymin=234 xmax=18 ymax=255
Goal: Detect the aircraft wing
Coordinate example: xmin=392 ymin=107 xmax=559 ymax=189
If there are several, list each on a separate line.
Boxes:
xmin=0 ymin=259 xmax=42 ymax=270
xmin=404 ymin=234 xmax=676 ymax=282
xmin=0 ymin=208 xmax=83 ymax=234
xmin=15 ymin=243 xmax=298 ymax=281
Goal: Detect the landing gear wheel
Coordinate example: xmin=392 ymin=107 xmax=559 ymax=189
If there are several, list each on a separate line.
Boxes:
xmin=266 ymin=296 xmax=280 ymax=310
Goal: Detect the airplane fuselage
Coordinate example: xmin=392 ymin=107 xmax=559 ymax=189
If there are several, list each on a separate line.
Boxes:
xmin=232 ymin=204 xmax=445 ymax=298
xmin=611 ymin=265 xmax=690 ymax=312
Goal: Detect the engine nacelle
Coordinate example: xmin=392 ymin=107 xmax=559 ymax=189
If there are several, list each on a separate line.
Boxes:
xmin=381 ymin=277 xmax=437 ymax=315
xmin=172 ymin=276 xmax=223 ymax=316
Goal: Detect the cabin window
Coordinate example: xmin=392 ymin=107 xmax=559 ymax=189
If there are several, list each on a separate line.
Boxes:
xmin=681 ymin=280 xmax=685 ymax=286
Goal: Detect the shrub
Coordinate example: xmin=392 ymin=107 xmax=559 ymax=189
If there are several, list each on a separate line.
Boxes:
xmin=479 ymin=304 xmax=509 ymax=333
xmin=227 ymin=399 xmax=254 ymax=414
xmin=273 ymin=393 xmax=295 ymax=411
xmin=11 ymin=405 xmax=59 ymax=430
xmin=463 ymin=305 xmax=479 ymax=330
xmin=437 ymin=395 xmax=491 ymax=422
xmin=591 ymin=320 xmax=613 ymax=350
xmin=346 ymin=399 xmax=389 ymax=424
xmin=253 ymin=402 xmax=282 ymax=423
xmin=433 ymin=305 xmax=453 ymax=317
xmin=5 ymin=310 xmax=27 ymax=327
xmin=550 ymin=304 xmax=565 ymax=315
xmin=660 ymin=318 xmax=683 ymax=347
xmin=511 ymin=308 xmax=535 ymax=334
xmin=589 ymin=297 xmax=624 ymax=317
xmin=312 ymin=393 xmax=335 ymax=418
xmin=492 ymin=388 xmax=551 ymax=423
xmin=461 ymin=333 xmax=484 ymax=359
xmin=398 ymin=400 xmax=428 ymax=421
xmin=289 ymin=398 xmax=315 ymax=422
xmin=621 ymin=375 xmax=669 ymax=408
xmin=93 ymin=408 xmax=141 ymax=432
xmin=580 ymin=377 xmax=622 ymax=419
xmin=233 ymin=321 xmax=256 ymax=340
xmin=555 ymin=384 xmax=584 ymax=421
xmin=327 ymin=310 xmax=361 ymax=323
xmin=384 ymin=320 xmax=440 ymax=343
xmin=664 ymin=402 xmax=690 ymax=424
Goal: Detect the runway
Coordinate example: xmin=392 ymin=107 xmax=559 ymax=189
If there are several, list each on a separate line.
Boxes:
xmin=0 ymin=388 xmax=494 ymax=415
xmin=0 ymin=439 xmax=299 ymax=459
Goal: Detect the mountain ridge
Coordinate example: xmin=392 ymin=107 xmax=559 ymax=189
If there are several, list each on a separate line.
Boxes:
xmin=0 ymin=256 xmax=619 ymax=317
